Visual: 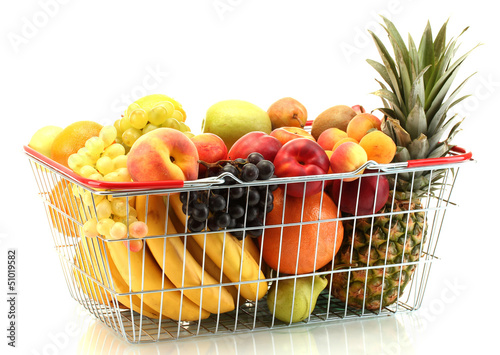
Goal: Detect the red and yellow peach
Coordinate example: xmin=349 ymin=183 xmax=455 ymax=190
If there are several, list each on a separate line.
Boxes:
xmin=127 ymin=128 xmax=199 ymax=182
xmin=329 ymin=142 xmax=368 ymax=181
xmin=317 ymin=128 xmax=348 ymax=151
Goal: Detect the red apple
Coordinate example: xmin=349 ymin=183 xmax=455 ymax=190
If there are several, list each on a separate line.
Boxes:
xmin=127 ymin=128 xmax=199 ymax=181
xmin=273 ymin=138 xmax=330 ymax=197
xmin=270 ymin=127 xmax=315 ymax=146
xmin=329 ymin=170 xmax=389 ymax=216
xmin=228 ymin=131 xmax=282 ymax=162
xmin=190 ymin=133 xmax=228 ymax=178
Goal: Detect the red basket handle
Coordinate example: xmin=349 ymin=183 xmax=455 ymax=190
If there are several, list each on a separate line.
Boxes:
xmin=407 ymin=147 xmax=472 ymax=168
xmin=23 ymin=145 xmax=184 ymax=190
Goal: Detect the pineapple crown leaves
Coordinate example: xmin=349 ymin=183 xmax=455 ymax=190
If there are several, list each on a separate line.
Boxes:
xmin=367 ymin=16 xmax=480 ymax=161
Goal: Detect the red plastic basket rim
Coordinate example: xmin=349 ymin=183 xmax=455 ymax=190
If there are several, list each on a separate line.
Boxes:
xmin=23 ymin=144 xmax=472 ymax=191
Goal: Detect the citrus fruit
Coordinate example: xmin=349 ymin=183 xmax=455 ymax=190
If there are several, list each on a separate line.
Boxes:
xmin=50 ymin=121 xmax=103 ymax=167
xmin=28 ymin=125 xmax=63 ymax=157
xmin=48 ymin=180 xmax=82 ymax=238
xmin=260 ymin=187 xmax=343 ymax=274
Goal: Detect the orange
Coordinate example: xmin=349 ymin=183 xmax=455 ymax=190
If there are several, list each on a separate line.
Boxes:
xmin=48 ymin=180 xmax=82 ymax=238
xmin=260 ymin=187 xmax=343 ymax=274
xmin=50 ymin=121 xmax=103 ymax=167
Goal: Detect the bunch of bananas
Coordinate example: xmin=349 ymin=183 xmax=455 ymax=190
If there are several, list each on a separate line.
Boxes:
xmin=73 ymin=191 xmax=269 ymax=320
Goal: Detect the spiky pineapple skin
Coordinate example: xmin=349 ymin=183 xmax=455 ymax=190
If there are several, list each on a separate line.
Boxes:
xmin=329 ymin=17 xmax=472 ymax=312
xmin=330 ymin=200 xmax=426 ymax=311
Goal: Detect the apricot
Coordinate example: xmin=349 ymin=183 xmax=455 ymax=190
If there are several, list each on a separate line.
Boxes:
xmin=317 ymin=128 xmax=348 ymax=151
xmin=359 ymin=130 xmax=396 ymax=164
xmin=346 ymin=113 xmax=381 ymax=141
xmin=329 ymin=142 xmax=367 ymax=182
xmin=332 ymin=137 xmax=358 ymax=152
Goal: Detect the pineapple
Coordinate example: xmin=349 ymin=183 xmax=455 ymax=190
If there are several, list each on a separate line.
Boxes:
xmin=330 ymin=17 xmax=477 ymax=311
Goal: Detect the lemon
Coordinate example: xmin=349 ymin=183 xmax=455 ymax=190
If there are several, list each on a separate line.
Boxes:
xmin=28 ymin=125 xmax=63 ymax=157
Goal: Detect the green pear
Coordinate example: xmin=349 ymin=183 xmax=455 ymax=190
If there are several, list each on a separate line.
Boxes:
xmin=202 ymin=100 xmax=272 ymax=149
xmin=267 ymin=275 xmax=328 ymax=323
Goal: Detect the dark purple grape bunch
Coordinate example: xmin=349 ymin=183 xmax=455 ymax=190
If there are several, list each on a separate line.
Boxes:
xmin=180 ymin=152 xmax=277 ymax=239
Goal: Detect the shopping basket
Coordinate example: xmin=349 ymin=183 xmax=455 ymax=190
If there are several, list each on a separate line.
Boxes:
xmin=23 ymin=143 xmax=472 ymax=344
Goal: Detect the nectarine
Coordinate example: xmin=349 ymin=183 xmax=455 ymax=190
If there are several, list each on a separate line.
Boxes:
xmin=127 ymin=128 xmax=199 ymax=181
xmin=317 ymin=128 xmax=348 ymax=151
xmin=191 ymin=133 xmax=228 ymax=178
xmin=332 ymin=137 xmax=358 ymax=152
xmin=228 ymin=131 xmax=282 ymax=162
xmin=330 ymin=171 xmax=389 ymax=216
xmin=329 ymin=142 xmax=367 ymax=181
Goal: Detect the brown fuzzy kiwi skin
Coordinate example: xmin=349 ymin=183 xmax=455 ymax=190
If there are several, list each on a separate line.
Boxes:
xmin=311 ymin=105 xmax=356 ymax=140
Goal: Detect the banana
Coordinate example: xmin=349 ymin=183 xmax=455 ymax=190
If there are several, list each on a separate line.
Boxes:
xmin=168 ymin=203 xmax=241 ymax=304
xmin=238 ymin=236 xmax=271 ymax=279
xmin=105 ymin=236 xmax=210 ymax=321
xmin=74 ymin=242 xmax=113 ymax=306
xmin=135 ymin=194 xmax=235 ymax=314
xmin=238 ymin=236 xmax=260 ymax=265
xmin=183 ymin=232 xmax=240 ymax=304
xmin=169 ymin=193 xmax=268 ymax=302
xmin=78 ymin=236 xmax=160 ymax=319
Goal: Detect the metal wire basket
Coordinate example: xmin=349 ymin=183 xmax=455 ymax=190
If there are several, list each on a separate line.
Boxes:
xmin=23 ymin=144 xmax=472 ymax=344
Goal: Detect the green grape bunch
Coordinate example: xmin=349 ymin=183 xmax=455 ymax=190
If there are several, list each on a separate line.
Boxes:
xmin=68 ymin=125 xmax=131 ymax=182
xmin=114 ymin=94 xmax=191 ymax=149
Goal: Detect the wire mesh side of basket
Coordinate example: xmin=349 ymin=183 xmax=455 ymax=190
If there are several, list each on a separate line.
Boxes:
xmin=27 ymin=154 xmax=467 ymax=343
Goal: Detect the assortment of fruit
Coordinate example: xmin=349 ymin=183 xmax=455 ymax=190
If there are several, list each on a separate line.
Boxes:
xmin=27 ymin=17 xmax=475 ymax=324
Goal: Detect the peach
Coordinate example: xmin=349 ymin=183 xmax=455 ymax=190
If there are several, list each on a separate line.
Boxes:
xmin=332 ymin=137 xmax=358 ymax=152
xmin=346 ymin=113 xmax=382 ymax=141
xmin=359 ymin=130 xmax=397 ymax=164
xmin=190 ymin=133 xmax=228 ymax=178
xmin=127 ymin=128 xmax=199 ymax=181
xmin=317 ymin=128 xmax=348 ymax=151
xmin=329 ymin=142 xmax=368 ymax=182
xmin=270 ymin=127 xmax=315 ymax=146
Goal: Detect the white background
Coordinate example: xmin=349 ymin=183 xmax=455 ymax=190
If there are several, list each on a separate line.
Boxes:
xmin=1 ymin=0 xmax=497 ymax=354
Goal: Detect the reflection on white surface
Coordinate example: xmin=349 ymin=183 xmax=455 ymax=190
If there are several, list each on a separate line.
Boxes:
xmin=76 ymin=312 xmax=420 ymax=355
